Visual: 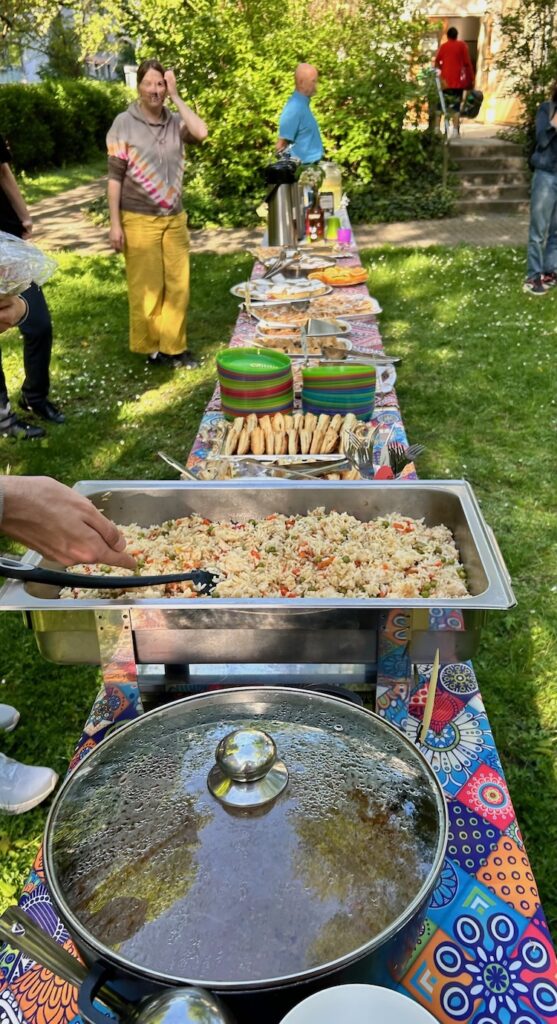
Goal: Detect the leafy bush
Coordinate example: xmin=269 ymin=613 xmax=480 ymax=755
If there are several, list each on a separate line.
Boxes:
xmin=0 ymin=80 xmax=129 ymax=170
xmin=116 ymin=0 xmax=442 ymax=227
xmin=496 ymin=0 xmax=557 ymax=151
xmin=349 ymin=132 xmax=457 ymax=223
xmin=349 ymin=180 xmax=456 ymax=223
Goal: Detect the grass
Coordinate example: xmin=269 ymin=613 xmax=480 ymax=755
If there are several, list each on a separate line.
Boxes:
xmin=18 ymin=154 xmax=107 ymax=205
xmin=0 ymin=244 xmax=555 ymax=945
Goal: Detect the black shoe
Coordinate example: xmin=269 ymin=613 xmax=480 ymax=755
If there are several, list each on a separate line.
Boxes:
xmin=1 ymin=417 xmax=45 ymax=439
xmin=172 ymin=350 xmax=199 ymax=369
xmin=147 ymin=351 xmax=199 ymax=370
xmin=19 ymin=398 xmax=65 ymax=424
xmin=523 ymin=275 xmax=548 ymax=296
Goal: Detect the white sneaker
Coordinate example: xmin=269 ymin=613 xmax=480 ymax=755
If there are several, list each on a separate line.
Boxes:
xmin=0 ymin=753 xmax=58 ymax=814
xmin=0 ymin=704 xmax=20 ymax=732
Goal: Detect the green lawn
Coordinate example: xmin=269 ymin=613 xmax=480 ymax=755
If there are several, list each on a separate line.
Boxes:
xmin=0 ymin=245 xmax=555 ymax=945
xmin=18 ymin=154 xmax=107 ymax=205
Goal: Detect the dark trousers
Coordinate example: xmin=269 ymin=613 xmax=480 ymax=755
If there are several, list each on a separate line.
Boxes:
xmin=0 ymin=282 xmax=52 ymax=409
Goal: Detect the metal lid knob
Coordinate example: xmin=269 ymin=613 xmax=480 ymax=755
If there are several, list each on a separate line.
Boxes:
xmin=207 ymin=728 xmax=288 ymax=810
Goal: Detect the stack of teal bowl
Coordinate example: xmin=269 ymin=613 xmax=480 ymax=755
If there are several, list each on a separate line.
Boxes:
xmin=302 ymin=364 xmax=376 ymax=421
xmin=217 ymin=348 xmax=294 ymax=420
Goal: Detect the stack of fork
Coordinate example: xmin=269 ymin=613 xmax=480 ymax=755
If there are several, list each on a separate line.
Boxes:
xmin=343 ymin=429 xmax=425 ymax=479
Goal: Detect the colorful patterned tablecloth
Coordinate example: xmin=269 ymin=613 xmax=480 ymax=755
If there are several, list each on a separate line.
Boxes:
xmin=186 ymin=250 xmax=407 ymax=476
xmin=1 ymin=245 xmax=555 ymax=1024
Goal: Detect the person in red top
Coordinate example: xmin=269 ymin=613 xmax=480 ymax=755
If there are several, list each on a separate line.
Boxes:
xmin=434 ymin=27 xmax=475 ymax=136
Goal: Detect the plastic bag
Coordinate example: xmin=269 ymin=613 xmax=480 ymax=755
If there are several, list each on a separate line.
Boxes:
xmin=0 ymin=230 xmax=57 ymax=296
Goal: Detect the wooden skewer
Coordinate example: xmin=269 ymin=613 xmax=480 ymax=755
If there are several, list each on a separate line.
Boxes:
xmin=419 ymin=648 xmax=440 ymax=744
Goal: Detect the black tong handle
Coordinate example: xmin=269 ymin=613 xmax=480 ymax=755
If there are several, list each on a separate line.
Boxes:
xmin=0 ymin=557 xmax=219 ymax=593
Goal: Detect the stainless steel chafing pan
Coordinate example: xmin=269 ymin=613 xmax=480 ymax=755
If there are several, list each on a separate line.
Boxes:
xmin=0 ymin=480 xmax=515 ymax=666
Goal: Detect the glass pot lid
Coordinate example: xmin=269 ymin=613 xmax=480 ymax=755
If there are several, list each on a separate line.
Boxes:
xmin=45 ymin=688 xmax=447 ymax=989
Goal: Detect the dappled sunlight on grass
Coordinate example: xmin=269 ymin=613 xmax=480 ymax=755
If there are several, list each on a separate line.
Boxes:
xmin=364 ymin=243 xmax=557 ymax=938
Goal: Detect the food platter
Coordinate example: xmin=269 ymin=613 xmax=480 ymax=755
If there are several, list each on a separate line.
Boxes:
xmin=230 ymin=279 xmax=332 ymax=304
xmin=309 ymin=294 xmax=382 ymax=318
xmin=250 ymin=296 xmax=382 ymax=322
xmin=256 ymin=250 xmax=337 ymax=272
xmin=254 ymin=319 xmax=352 ymax=358
xmin=308 ymin=267 xmax=369 ymax=288
xmin=218 ymin=411 xmax=369 ymax=458
xmin=252 ymin=244 xmax=358 ymax=263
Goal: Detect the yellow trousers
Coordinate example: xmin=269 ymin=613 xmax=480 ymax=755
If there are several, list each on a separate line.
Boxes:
xmin=121 ymin=210 xmax=190 ymax=355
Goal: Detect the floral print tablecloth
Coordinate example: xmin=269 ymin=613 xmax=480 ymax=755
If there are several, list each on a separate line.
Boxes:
xmin=1 ymin=246 xmax=555 ymax=1024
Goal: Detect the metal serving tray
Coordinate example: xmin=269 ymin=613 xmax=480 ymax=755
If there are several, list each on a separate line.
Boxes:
xmin=0 ymin=480 xmax=515 ymax=666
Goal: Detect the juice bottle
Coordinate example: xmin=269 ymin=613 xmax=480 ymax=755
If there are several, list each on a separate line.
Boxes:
xmin=319 ymin=161 xmax=342 ymax=215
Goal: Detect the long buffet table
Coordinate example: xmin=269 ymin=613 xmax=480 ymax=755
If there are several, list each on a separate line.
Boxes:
xmin=1 ymin=238 xmax=556 ymax=1024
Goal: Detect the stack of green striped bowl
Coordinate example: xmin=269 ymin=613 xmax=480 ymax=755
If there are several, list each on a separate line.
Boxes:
xmin=302 ymin=364 xmax=376 ymax=421
xmin=217 ymin=348 xmax=294 ymax=420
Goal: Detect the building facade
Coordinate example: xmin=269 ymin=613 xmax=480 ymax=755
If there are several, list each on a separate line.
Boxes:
xmin=421 ymin=0 xmax=521 ymax=124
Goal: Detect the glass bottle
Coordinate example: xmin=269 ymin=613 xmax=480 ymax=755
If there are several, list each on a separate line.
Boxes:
xmin=305 ymin=193 xmax=325 ymax=243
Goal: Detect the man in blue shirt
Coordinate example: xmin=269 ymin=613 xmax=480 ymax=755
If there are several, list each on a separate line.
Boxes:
xmin=277 ymin=63 xmax=323 ymax=165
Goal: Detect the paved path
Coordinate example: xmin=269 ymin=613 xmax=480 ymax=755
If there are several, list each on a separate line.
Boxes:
xmin=31 ymin=178 xmax=529 ymax=253
xmin=30 ymin=125 xmax=529 ymax=254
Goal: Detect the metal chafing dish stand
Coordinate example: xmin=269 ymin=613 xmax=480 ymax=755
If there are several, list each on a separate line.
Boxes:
xmin=0 ymin=480 xmax=515 ymax=710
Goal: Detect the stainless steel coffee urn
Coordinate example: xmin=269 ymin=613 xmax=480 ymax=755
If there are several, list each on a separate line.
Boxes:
xmin=264 ymin=157 xmax=305 ymax=245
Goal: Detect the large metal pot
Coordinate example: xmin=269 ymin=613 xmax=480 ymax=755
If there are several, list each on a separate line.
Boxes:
xmin=1 ymin=688 xmax=448 ymax=1024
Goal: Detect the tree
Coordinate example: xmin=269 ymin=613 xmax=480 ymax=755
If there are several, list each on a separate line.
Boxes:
xmin=39 ymin=12 xmax=83 ymax=79
xmin=497 ymin=0 xmax=557 ymax=144
xmin=0 ymin=0 xmax=60 ymax=69
xmin=110 ymin=0 xmax=432 ymax=223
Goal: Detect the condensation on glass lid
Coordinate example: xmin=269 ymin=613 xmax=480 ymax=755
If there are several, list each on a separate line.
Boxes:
xmin=46 ymin=698 xmax=443 ymax=985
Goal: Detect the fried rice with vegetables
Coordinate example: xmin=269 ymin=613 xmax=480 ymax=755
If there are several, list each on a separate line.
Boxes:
xmin=61 ymin=509 xmax=469 ymax=601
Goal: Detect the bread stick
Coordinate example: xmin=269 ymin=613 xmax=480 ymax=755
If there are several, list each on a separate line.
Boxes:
xmin=287 ymin=429 xmax=298 ymax=455
xmin=317 ymin=414 xmax=330 ymax=433
xmin=330 ymin=414 xmax=343 ymax=432
xmin=246 ymin=413 xmax=258 ymax=433
xmin=304 ymin=412 xmax=317 ymax=433
xmin=272 ymin=413 xmax=285 ymax=432
xmin=250 ymin=427 xmax=265 ymax=455
xmin=224 ymin=429 xmax=239 ymax=455
xmin=264 ymin=430 xmax=275 ymax=455
xmin=293 ymin=412 xmax=304 ymax=431
xmin=275 ymin=431 xmax=287 ymax=455
xmin=284 ymin=414 xmax=294 ymax=431
xmin=299 ymin=429 xmax=311 ymax=454
xmin=259 ymin=415 xmax=272 ymax=432
xmin=320 ymin=428 xmax=339 ymax=454
xmin=310 ymin=427 xmax=325 ymax=455
xmin=236 ymin=427 xmax=251 ymax=456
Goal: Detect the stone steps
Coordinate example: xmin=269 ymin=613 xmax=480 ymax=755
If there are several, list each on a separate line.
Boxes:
xmin=448 ymin=139 xmax=530 ymax=215
xmin=458 ymin=182 xmax=530 ymax=200
xmin=453 ymin=197 xmax=530 ymax=215
xmin=451 ymin=154 xmax=527 ymax=172
xmin=449 ymin=140 xmax=524 ymax=159
xmin=455 ymin=168 xmax=530 ymax=187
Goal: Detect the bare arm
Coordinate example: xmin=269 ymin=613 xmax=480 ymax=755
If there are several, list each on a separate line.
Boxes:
xmin=164 ymin=70 xmax=208 ymax=142
xmin=107 ymin=178 xmax=124 ymax=252
xmin=0 ymin=476 xmax=136 ymax=569
xmin=0 ymin=162 xmax=32 ymax=238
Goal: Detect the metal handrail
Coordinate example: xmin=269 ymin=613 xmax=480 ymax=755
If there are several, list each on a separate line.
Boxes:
xmin=431 ymin=68 xmax=450 ymax=188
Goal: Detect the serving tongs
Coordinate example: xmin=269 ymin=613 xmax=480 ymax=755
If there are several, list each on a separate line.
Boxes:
xmin=320 ymin=351 xmax=402 ymax=367
xmin=0 ymin=555 xmax=220 ymax=593
xmin=263 ymin=252 xmax=302 ymax=279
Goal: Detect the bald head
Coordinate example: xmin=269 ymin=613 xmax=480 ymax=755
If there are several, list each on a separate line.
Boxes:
xmin=295 ymin=63 xmax=318 ymax=97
